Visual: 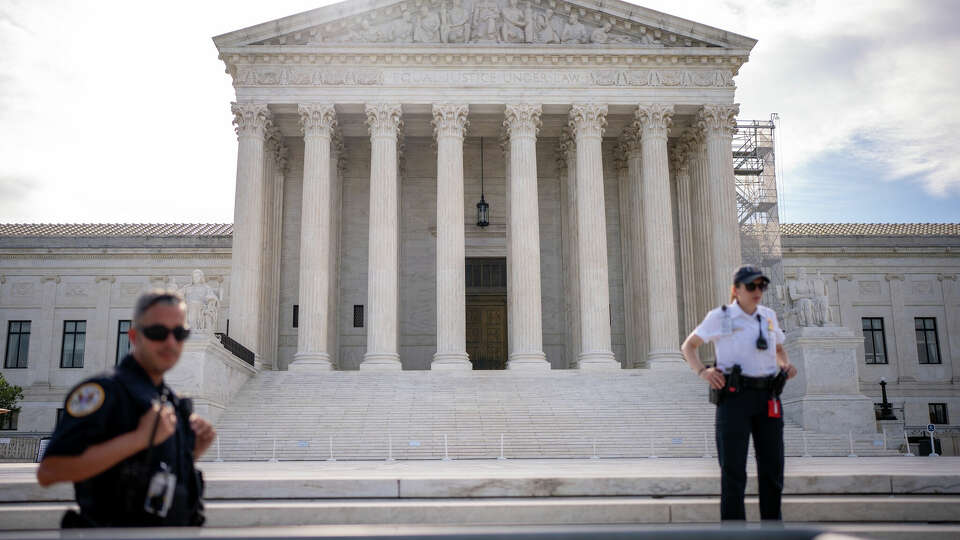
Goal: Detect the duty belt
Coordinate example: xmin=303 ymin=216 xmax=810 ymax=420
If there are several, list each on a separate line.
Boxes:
xmin=737 ymin=375 xmax=778 ymax=390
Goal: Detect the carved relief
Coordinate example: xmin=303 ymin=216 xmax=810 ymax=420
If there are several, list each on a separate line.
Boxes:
xmin=254 ymin=0 xmax=696 ymax=47
xmin=64 ymin=286 xmax=89 ymax=298
xmin=235 ymin=65 xmax=734 ymax=90
xmin=780 ymin=268 xmax=833 ymax=330
xmin=912 ymin=280 xmax=935 ymax=297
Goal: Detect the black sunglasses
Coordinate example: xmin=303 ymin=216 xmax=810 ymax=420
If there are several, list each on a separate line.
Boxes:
xmin=138 ymin=325 xmax=191 ymax=342
xmin=743 ymin=282 xmax=769 ymax=292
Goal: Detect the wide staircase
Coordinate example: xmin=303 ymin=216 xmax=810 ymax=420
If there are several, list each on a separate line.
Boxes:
xmin=209 ymin=368 xmax=898 ymax=461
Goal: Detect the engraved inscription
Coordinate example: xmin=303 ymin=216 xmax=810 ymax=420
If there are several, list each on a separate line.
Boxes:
xmin=234 ymin=67 xmax=734 ymax=89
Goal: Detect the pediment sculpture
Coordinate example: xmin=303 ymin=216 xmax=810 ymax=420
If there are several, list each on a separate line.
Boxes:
xmin=255 ymin=0 xmax=691 ymax=46
xmin=176 ymin=269 xmax=221 ymax=334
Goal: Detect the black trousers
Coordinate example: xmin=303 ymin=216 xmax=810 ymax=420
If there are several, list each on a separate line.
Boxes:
xmin=715 ymin=388 xmax=784 ymax=521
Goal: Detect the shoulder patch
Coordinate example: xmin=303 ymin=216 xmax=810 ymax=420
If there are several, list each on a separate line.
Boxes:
xmin=66 ymin=383 xmax=106 ymax=418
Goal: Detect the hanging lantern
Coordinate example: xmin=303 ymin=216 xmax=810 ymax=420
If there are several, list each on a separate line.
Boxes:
xmin=476 ymin=137 xmax=490 ymax=228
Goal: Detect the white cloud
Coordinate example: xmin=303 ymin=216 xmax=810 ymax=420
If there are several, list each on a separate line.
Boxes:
xmin=0 ymin=0 xmax=957 ymax=223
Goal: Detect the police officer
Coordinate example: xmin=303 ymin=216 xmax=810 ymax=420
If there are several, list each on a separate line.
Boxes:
xmin=37 ymin=290 xmax=215 ymax=527
xmin=681 ymin=266 xmax=798 ymax=521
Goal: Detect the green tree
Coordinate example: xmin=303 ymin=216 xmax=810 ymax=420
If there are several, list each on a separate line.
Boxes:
xmin=0 ymin=373 xmax=24 ymax=413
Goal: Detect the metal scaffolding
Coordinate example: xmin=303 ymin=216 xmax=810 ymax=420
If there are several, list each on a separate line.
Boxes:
xmin=735 ymin=115 xmax=785 ymax=310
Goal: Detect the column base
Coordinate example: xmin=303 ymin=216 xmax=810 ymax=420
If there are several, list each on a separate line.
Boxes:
xmin=507 ymin=352 xmax=550 ymax=370
xmin=289 ymin=352 xmax=334 ymax=372
xmin=360 ymin=353 xmax=402 ymax=371
xmin=577 ymin=351 xmax=620 ymax=371
xmin=431 ymin=352 xmax=472 ymax=371
xmin=647 ymin=349 xmax=687 ymax=369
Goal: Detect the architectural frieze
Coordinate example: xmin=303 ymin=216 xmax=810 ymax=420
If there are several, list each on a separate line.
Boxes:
xmin=231 ymin=64 xmax=735 ymax=89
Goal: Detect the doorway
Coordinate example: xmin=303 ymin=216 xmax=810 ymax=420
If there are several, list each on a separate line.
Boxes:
xmin=465 ymin=258 xmax=507 ymax=370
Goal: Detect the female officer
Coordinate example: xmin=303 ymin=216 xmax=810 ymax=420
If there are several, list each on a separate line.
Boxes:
xmin=681 ymin=265 xmax=798 ymax=521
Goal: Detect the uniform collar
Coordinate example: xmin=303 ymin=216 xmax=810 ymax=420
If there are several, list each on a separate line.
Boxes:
xmin=118 ymin=354 xmax=166 ymax=392
xmin=727 ymin=301 xmax=760 ymax=320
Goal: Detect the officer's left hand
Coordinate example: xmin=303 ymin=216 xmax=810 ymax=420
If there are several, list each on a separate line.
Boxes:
xmin=784 ymin=364 xmax=798 ymax=380
xmin=189 ymin=414 xmax=216 ymax=458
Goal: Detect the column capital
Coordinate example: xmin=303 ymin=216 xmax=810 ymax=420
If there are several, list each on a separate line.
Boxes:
xmin=299 ymin=104 xmax=338 ymax=138
xmin=885 ymin=273 xmax=905 ymax=282
xmin=266 ymin=126 xmax=288 ymax=172
xmin=698 ymin=104 xmax=740 ymax=138
xmin=503 ymin=104 xmax=542 ymax=139
xmin=365 ymin=103 xmax=403 ymax=138
xmin=568 ymin=103 xmax=608 ymax=140
xmin=431 ymin=104 xmax=469 ymax=140
xmin=558 ymin=128 xmax=575 ymax=168
xmin=681 ymin=126 xmax=704 ymax=149
xmin=669 ymin=140 xmax=691 ymax=175
xmin=231 ymin=102 xmax=272 ymax=139
xmin=95 ymin=276 xmax=116 ymax=284
xmin=620 ymin=127 xmax=642 ymax=157
xmin=634 ymin=104 xmax=674 ymax=140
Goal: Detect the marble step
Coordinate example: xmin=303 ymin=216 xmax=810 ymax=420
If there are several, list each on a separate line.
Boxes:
xmin=3 ymin=495 xmax=958 ymax=530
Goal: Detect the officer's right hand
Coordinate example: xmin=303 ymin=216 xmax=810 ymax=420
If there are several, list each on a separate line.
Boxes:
xmin=700 ymin=367 xmax=726 ymax=390
xmin=136 ymin=402 xmax=177 ymax=449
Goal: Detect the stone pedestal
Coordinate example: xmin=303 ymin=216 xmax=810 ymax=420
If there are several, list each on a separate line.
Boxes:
xmin=781 ymin=326 xmax=877 ymax=434
xmin=165 ymin=334 xmax=257 ymax=424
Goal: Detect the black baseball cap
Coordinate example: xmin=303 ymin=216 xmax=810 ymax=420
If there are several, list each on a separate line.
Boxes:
xmin=733 ymin=265 xmax=770 ymax=285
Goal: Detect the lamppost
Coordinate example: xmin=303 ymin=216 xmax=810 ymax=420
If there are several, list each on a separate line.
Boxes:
xmin=476 ymin=137 xmax=489 ymax=228
xmin=877 ymin=378 xmax=897 ymax=420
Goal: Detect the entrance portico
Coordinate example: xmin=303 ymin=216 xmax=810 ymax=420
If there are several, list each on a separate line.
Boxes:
xmin=214 ymin=0 xmax=754 ymax=371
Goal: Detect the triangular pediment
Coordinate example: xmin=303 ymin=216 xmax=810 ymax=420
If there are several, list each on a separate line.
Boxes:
xmin=214 ymin=0 xmax=756 ymax=51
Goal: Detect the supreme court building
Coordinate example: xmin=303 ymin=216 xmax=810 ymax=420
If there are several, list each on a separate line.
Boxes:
xmin=2 ymin=0 xmax=959 ymax=455
xmin=218 ymin=0 xmax=751 ymax=373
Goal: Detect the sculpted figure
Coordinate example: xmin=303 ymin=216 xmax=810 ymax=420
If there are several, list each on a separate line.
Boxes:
xmin=360 ymin=19 xmax=390 ymax=42
xmin=500 ymin=0 xmax=529 ymax=43
xmin=178 ymin=269 xmax=220 ymax=333
xmin=441 ymin=1 xmax=471 ymax=43
xmin=785 ymin=267 xmax=828 ymax=328
xmin=812 ymin=270 xmax=832 ymax=326
xmin=590 ymin=22 xmax=609 ymax=44
xmin=533 ymin=7 xmax=560 ymax=43
xmin=414 ymin=4 xmax=442 ymax=42
xmin=471 ymin=0 xmax=500 ymax=42
xmin=561 ymin=13 xmax=587 ymax=44
xmin=391 ymin=11 xmax=415 ymax=42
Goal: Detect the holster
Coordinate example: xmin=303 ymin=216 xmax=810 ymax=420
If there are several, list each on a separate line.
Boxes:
xmin=771 ymin=371 xmax=787 ymax=397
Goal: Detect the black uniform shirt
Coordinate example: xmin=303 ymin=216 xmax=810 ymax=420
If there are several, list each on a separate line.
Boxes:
xmin=44 ymin=354 xmax=200 ymax=526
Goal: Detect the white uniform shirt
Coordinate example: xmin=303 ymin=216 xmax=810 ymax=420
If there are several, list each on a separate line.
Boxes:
xmin=693 ymin=301 xmax=786 ymax=377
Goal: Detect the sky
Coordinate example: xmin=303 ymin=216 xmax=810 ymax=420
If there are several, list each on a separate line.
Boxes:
xmin=0 ymin=0 xmax=958 ymax=225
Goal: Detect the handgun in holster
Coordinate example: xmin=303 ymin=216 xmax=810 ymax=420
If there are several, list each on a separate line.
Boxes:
xmin=709 ymin=364 xmax=743 ymax=405
xmin=771 ymin=370 xmax=787 ymax=397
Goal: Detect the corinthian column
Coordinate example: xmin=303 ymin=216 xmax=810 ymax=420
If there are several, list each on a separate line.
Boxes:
xmin=291 ymin=104 xmax=337 ymax=372
xmin=503 ymin=104 xmax=548 ymax=370
xmin=635 ymin=104 xmax=684 ymax=367
xmin=624 ymin=129 xmax=650 ymax=368
xmin=229 ymin=103 xmax=272 ymax=358
xmin=558 ymin=130 xmax=581 ymax=367
xmin=671 ymin=139 xmax=697 ymax=336
xmin=700 ymin=104 xmax=742 ymax=307
xmin=361 ymin=104 xmax=403 ymax=371
xmin=432 ymin=104 xmax=471 ymax=370
xmin=569 ymin=104 xmax=618 ymax=370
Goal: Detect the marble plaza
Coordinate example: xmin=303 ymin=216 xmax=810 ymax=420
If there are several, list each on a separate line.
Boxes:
xmin=0 ymin=0 xmax=958 ymax=463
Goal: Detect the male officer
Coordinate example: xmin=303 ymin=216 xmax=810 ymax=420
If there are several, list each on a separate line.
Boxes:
xmin=37 ymin=290 xmax=215 ymax=527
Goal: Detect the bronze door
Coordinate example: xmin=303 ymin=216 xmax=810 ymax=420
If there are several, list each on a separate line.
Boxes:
xmin=466 ymin=296 xmax=507 ymax=370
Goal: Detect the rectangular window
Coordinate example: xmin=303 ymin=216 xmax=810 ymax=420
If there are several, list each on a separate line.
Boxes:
xmin=861 ymin=317 xmax=888 ymax=364
xmin=60 ymin=320 xmax=86 ymax=368
xmin=929 ymin=403 xmax=949 ymax=425
xmin=353 ymin=305 xmax=364 ymax=328
xmin=915 ymin=317 xmax=941 ymax=364
xmin=116 ymin=320 xmax=131 ymax=365
xmin=4 ymin=321 xmax=30 ymax=369
xmin=292 ymin=305 xmax=299 ymax=328
xmin=0 ymin=411 xmax=18 ymax=431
